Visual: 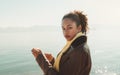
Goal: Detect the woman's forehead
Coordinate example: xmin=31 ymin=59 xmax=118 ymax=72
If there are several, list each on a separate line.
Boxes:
xmin=62 ymin=18 xmax=73 ymax=22
xmin=62 ymin=18 xmax=75 ymax=26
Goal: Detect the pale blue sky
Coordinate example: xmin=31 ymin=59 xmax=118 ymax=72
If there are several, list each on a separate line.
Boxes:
xmin=0 ymin=0 xmax=120 ymax=27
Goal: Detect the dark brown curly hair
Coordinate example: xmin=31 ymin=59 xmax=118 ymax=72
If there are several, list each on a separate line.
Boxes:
xmin=62 ymin=10 xmax=88 ymax=34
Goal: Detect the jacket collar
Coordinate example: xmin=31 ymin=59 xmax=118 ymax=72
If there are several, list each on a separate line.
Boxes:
xmin=60 ymin=36 xmax=87 ymax=67
xmin=71 ymin=35 xmax=87 ymax=48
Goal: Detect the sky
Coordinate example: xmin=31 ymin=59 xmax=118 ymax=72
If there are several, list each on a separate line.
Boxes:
xmin=0 ymin=0 xmax=120 ymax=27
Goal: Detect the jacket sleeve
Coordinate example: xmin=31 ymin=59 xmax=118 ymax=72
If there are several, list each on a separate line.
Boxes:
xmin=36 ymin=53 xmax=58 ymax=75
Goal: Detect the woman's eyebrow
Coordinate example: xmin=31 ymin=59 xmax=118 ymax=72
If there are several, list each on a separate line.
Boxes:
xmin=62 ymin=24 xmax=72 ymax=28
xmin=67 ymin=24 xmax=72 ymax=27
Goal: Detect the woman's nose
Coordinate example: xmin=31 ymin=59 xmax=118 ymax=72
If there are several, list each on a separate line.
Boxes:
xmin=64 ymin=29 xmax=69 ymax=34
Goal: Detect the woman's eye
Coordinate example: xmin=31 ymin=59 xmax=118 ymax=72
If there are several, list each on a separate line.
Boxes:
xmin=68 ymin=27 xmax=72 ymax=29
xmin=62 ymin=28 xmax=65 ymax=30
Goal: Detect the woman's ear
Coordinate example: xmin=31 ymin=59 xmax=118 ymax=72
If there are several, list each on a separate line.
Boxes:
xmin=77 ymin=25 xmax=82 ymax=32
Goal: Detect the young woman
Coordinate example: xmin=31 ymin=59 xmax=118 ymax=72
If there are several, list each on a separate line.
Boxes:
xmin=32 ymin=10 xmax=92 ymax=75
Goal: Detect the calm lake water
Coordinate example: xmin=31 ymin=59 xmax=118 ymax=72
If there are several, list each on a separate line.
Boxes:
xmin=0 ymin=25 xmax=120 ymax=75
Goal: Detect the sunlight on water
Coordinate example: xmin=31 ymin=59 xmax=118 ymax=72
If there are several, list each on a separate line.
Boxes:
xmin=92 ymin=65 xmax=118 ymax=75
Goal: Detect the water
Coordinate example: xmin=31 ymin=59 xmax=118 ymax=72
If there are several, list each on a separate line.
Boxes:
xmin=0 ymin=25 xmax=120 ymax=75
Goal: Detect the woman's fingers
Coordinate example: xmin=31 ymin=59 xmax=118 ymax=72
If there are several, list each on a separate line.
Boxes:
xmin=45 ymin=53 xmax=52 ymax=57
xmin=32 ymin=52 xmax=37 ymax=58
xmin=31 ymin=48 xmax=42 ymax=58
xmin=31 ymin=49 xmax=53 ymax=62
xmin=45 ymin=53 xmax=53 ymax=62
xmin=32 ymin=48 xmax=41 ymax=53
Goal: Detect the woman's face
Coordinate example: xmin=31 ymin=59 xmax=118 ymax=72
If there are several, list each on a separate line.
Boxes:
xmin=62 ymin=18 xmax=81 ymax=41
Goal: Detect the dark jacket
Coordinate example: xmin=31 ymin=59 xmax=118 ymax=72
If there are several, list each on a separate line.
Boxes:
xmin=36 ymin=36 xmax=92 ymax=75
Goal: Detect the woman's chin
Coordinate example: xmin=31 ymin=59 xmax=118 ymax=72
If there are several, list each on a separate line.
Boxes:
xmin=66 ymin=38 xmax=72 ymax=41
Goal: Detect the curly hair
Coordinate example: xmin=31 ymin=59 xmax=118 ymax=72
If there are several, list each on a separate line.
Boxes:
xmin=62 ymin=10 xmax=88 ymax=34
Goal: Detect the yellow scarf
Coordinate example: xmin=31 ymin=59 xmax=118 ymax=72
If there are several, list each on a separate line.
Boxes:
xmin=53 ymin=32 xmax=84 ymax=72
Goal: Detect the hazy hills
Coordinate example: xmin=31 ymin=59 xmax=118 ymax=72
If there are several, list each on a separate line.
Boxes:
xmin=0 ymin=25 xmax=61 ymax=33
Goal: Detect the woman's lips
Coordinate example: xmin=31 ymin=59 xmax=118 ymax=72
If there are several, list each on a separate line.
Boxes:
xmin=65 ymin=35 xmax=70 ymax=39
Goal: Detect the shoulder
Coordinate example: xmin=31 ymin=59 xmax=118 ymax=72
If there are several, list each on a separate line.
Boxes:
xmin=74 ymin=43 xmax=90 ymax=56
xmin=82 ymin=43 xmax=90 ymax=55
xmin=71 ymin=35 xmax=87 ymax=48
xmin=71 ymin=35 xmax=90 ymax=54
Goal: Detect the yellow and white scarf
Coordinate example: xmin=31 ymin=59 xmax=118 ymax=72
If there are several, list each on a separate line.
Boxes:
xmin=53 ymin=32 xmax=84 ymax=72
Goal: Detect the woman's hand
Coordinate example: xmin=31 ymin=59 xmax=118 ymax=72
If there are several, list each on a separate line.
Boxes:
xmin=45 ymin=53 xmax=54 ymax=62
xmin=31 ymin=48 xmax=42 ymax=58
xmin=31 ymin=48 xmax=54 ymax=62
